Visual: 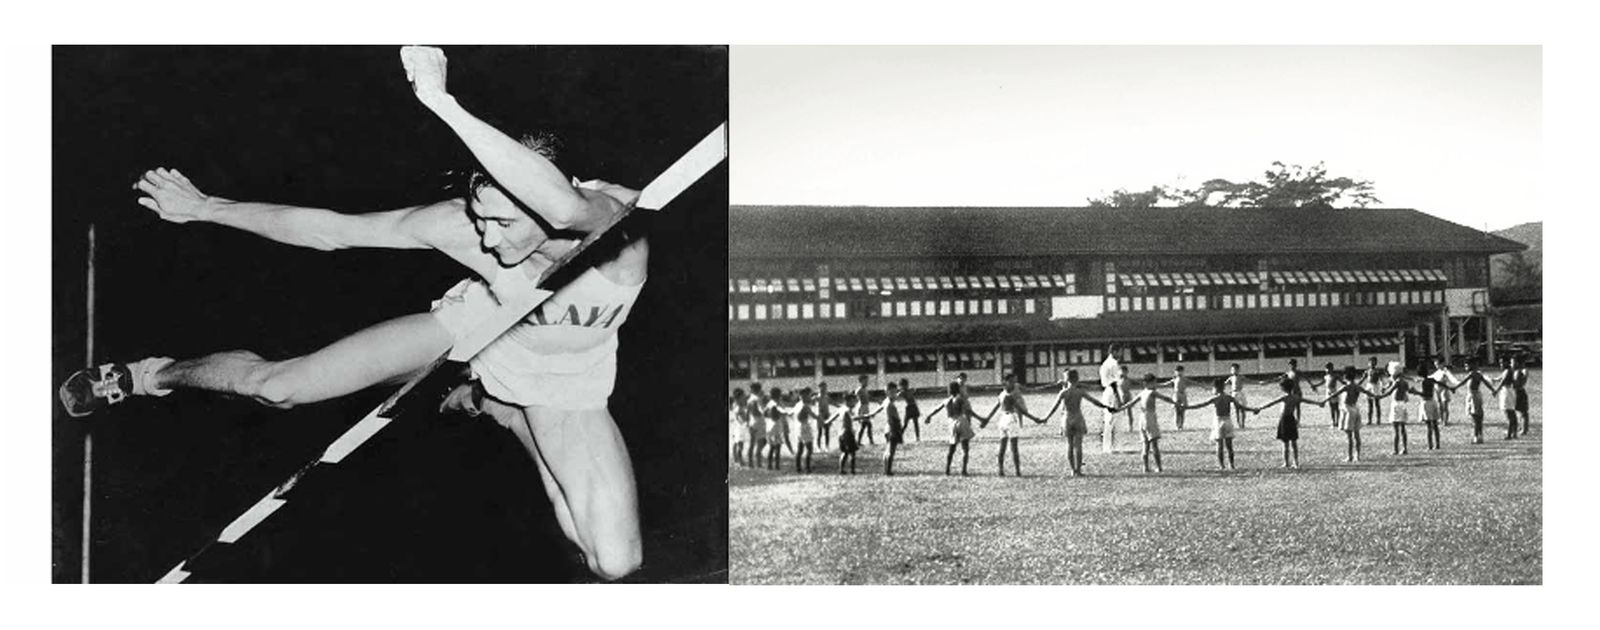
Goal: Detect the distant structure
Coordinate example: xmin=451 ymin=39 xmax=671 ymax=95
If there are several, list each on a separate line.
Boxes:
xmin=729 ymin=206 xmax=1526 ymax=391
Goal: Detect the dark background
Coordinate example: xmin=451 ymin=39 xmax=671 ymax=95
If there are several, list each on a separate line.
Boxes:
xmin=52 ymin=46 xmax=727 ymax=583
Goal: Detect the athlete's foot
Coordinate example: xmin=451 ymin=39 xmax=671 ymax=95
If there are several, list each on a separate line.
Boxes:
xmin=59 ymin=363 xmax=135 ymax=418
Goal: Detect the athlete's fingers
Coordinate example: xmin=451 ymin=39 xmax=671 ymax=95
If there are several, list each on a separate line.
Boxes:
xmin=135 ymin=177 xmax=160 ymax=195
xmin=136 ymin=196 xmax=159 ymax=212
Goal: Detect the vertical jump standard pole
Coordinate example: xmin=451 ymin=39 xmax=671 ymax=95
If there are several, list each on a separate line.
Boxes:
xmin=82 ymin=223 xmax=95 ymax=583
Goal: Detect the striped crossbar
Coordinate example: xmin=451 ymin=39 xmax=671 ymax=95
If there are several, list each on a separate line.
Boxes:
xmin=157 ymin=122 xmax=727 ymax=584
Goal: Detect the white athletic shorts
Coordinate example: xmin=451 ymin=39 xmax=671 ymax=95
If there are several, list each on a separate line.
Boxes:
xmin=431 ymin=278 xmax=617 ymax=410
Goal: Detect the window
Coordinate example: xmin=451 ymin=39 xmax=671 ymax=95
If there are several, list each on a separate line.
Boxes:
xmin=1133 ymin=297 xmax=1145 ymax=311
xmin=1024 ymin=299 xmax=1037 ymax=314
xmin=881 ymin=303 xmax=893 ymax=317
xmin=924 ymin=300 xmax=935 ymax=315
xmin=940 ymin=300 xmax=952 ymax=315
xmin=892 ymin=302 xmax=905 ymax=317
xmin=1270 ymin=294 xmax=1282 ymax=308
xmin=998 ymin=300 xmax=1009 ymax=314
xmin=969 ymin=299 xmax=980 ymax=313
xmin=1222 ymin=295 xmax=1234 ymax=309
xmin=1246 ymin=294 xmax=1258 ymax=309
xmin=786 ymin=304 xmax=799 ymax=319
xmin=1118 ymin=296 xmax=1131 ymax=311
xmin=836 ymin=303 xmax=847 ymax=319
xmin=802 ymin=303 xmax=815 ymax=319
xmin=754 ymin=305 xmax=767 ymax=320
xmin=737 ymin=304 xmax=750 ymax=320
xmin=910 ymin=301 xmax=922 ymax=317
xmin=1159 ymin=296 xmax=1172 ymax=310
xmin=819 ymin=303 xmax=831 ymax=318
xmin=1108 ymin=297 xmax=1120 ymax=312
xmin=955 ymin=301 xmax=967 ymax=316
xmin=983 ymin=299 xmax=994 ymax=315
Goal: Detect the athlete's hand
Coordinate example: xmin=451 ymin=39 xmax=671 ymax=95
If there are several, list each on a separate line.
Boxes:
xmin=439 ymin=381 xmax=483 ymax=416
xmin=133 ymin=168 xmax=212 ymax=224
xmin=400 ymin=45 xmax=450 ymax=107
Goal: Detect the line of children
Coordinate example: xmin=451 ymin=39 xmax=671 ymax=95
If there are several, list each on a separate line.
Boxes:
xmin=730 ymin=357 xmax=1531 ymax=477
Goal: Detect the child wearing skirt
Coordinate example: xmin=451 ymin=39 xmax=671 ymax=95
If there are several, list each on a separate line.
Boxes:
xmin=1372 ymin=363 xmax=1413 ymax=455
xmin=1331 ymin=366 xmax=1368 ymax=462
xmin=1253 ymin=378 xmax=1313 ymax=469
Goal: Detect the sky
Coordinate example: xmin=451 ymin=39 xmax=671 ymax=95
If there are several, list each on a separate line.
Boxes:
xmin=732 ymin=46 xmax=1541 ymax=232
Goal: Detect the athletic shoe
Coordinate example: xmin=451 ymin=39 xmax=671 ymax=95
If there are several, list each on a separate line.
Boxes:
xmin=59 ymin=363 xmax=133 ymax=418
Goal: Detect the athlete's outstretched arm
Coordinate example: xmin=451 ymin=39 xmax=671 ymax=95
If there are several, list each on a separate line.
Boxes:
xmin=402 ymin=46 xmax=620 ymax=233
xmin=135 ymin=168 xmax=507 ymax=280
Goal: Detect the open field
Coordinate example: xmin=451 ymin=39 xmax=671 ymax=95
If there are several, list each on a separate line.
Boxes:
xmin=730 ymin=370 xmax=1542 ymax=584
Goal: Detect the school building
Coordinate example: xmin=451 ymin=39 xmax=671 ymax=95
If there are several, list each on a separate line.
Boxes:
xmin=728 ymin=206 xmax=1526 ymax=393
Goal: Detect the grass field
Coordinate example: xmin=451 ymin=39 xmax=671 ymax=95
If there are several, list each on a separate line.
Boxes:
xmin=730 ymin=370 xmax=1542 ymax=584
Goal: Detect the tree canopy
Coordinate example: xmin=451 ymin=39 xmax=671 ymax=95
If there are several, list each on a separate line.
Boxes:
xmin=1087 ymin=162 xmax=1380 ymax=209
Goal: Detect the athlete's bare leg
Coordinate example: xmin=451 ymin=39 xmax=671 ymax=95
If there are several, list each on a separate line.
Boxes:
xmin=479 ymin=398 xmax=643 ymax=581
xmin=151 ymin=313 xmax=452 ymax=407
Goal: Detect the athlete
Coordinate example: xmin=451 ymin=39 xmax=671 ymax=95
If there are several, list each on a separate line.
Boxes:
xmin=59 ymin=46 xmax=648 ymax=580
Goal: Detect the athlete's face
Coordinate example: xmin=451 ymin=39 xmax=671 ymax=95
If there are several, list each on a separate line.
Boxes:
xmin=468 ymin=185 xmax=551 ymax=267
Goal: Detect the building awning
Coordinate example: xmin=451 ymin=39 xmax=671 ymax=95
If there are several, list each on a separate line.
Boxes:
xmin=894 ymin=277 xmax=910 ymax=291
xmin=909 ymin=277 xmax=925 ymax=290
xmin=865 ymin=278 xmax=881 ymax=292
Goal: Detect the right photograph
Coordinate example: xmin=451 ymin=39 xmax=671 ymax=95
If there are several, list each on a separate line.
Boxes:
xmin=727 ymin=46 xmax=1542 ymax=584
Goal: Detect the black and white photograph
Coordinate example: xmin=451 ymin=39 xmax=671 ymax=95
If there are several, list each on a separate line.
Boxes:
xmin=51 ymin=45 xmax=728 ymax=583
xmin=727 ymin=45 xmax=1542 ymax=584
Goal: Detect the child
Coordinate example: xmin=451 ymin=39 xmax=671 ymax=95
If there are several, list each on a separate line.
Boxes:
xmin=1321 ymin=362 xmax=1342 ymax=428
xmin=729 ymin=388 xmax=748 ymax=467
xmin=1370 ymin=362 xmax=1413 ymax=455
xmin=1513 ymin=356 xmax=1532 ymax=436
xmin=859 ymin=382 xmax=906 ymax=475
xmin=790 ymin=388 xmax=818 ymax=473
xmin=1040 ymin=369 xmax=1117 ymax=476
xmin=1429 ymin=356 xmax=1461 ymax=427
xmin=764 ymin=387 xmax=791 ymax=470
xmin=815 ymin=382 xmax=833 ymax=451
xmin=1253 ymin=377 xmax=1311 ymax=469
xmin=926 ymin=381 xmax=982 ymax=476
xmin=985 ymin=374 xmax=1041 ymax=477
xmin=1416 ymin=366 xmax=1444 ymax=451
xmin=1457 ymin=359 xmax=1498 ymax=444
xmin=1098 ymin=358 xmax=1126 ymax=453
xmin=1328 ymin=366 xmax=1370 ymax=462
xmin=835 ymin=392 xmax=861 ymax=474
xmin=745 ymin=384 xmax=768 ymax=469
xmin=1494 ymin=357 xmax=1521 ymax=439
xmin=1162 ymin=365 xmax=1192 ymax=430
xmin=1181 ymin=379 xmax=1246 ymax=471
xmin=899 ymin=378 xmax=922 ymax=442
xmin=1226 ymin=363 xmax=1249 ymax=429
xmin=1364 ymin=356 xmax=1387 ymax=425
xmin=853 ymin=374 xmax=876 ymax=446
xmin=1113 ymin=373 xmax=1179 ymax=473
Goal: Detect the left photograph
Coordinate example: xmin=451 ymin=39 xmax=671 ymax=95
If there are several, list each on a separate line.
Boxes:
xmin=51 ymin=45 xmax=728 ymax=583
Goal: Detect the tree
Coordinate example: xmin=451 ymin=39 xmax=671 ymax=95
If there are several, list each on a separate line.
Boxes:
xmin=1089 ymin=162 xmax=1381 ymax=209
xmin=1085 ymin=186 xmax=1174 ymax=209
xmin=1494 ymin=252 xmax=1541 ymax=289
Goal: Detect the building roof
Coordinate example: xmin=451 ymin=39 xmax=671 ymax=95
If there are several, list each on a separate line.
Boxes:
xmin=730 ymin=206 xmax=1527 ymax=260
